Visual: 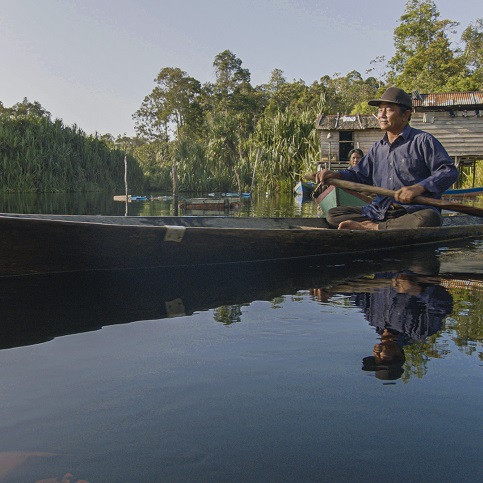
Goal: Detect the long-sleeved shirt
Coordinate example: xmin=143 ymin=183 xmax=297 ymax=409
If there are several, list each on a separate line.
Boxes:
xmin=338 ymin=124 xmax=458 ymax=221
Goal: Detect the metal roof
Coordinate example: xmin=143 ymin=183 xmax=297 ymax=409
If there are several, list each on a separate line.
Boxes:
xmin=316 ymin=113 xmax=380 ymax=130
xmin=412 ymin=91 xmax=483 ymax=109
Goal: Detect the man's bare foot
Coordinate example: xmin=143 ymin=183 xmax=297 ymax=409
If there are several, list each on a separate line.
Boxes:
xmin=338 ymin=220 xmax=379 ymax=230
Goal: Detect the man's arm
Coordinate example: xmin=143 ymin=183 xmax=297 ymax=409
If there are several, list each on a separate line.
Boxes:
xmin=417 ymin=134 xmax=458 ymax=195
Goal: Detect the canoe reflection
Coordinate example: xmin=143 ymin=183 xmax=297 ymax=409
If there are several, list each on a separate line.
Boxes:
xmin=0 ymin=244 xmax=479 ymax=352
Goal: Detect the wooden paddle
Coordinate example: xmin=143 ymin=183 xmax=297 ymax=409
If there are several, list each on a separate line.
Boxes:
xmin=306 ymin=175 xmax=483 ymax=217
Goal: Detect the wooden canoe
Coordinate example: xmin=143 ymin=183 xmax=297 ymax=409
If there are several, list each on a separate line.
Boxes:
xmin=316 ymin=185 xmax=373 ymax=217
xmin=0 ymin=213 xmax=482 ymax=276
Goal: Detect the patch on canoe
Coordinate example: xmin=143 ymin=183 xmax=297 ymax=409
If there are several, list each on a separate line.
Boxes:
xmin=164 ymin=225 xmax=186 ymax=242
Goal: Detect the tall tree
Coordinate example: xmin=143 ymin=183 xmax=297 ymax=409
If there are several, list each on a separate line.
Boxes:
xmin=460 ymin=19 xmax=483 ymax=85
xmin=133 ymin=67 xmax=202 ymax=141
xmin=3 ymin=97 xmax=51 ymax=120
xmin=387 ymin=0 xmax=463 ymax=92
xmin=213 ymin=50 xmax=251 ymax=102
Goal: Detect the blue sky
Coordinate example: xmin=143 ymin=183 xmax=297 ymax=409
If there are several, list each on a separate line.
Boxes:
xmin=0 ymin=0 xmax=479 ymax=137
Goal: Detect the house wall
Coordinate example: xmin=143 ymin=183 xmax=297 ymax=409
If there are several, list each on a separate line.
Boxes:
xmin=411 ymin=111 xmax=483 ymax=159
xmin=319 ymin=130 xmax=380 ymax=165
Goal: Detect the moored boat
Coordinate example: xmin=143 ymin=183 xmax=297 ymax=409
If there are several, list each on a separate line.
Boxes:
xmin=443 ymin=187 xmax=483 ymax=198
xmin=113 ymin=195 xmax=150 ymax=202
xmin=294 ymin=181 xmax=316 ymax=198
xmin=179 ymin=198 xmax=241 ymax=212
xmin=0 ymin=212 xmax=482 ymax=276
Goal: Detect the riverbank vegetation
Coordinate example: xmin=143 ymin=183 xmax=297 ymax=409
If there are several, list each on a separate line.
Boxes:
xmin=0 ymin=99 xmax=145 ymax=193
xmin=1 ymin=0 xmax=481 ymax=193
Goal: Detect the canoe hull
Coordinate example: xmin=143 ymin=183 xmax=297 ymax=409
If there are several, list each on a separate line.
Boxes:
xmin=0 ymin=213 xmax=482 ymax=276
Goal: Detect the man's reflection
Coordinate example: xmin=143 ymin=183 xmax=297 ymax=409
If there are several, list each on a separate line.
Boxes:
xmin=359 ymin=270 xmax=454 ymax=380
xmin=311 ymin=258 xmax=454 ymax=381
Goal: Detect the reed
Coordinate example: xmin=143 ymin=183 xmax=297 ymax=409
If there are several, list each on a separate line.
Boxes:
xmin=0 ymin=114 xmax=145 ymax=193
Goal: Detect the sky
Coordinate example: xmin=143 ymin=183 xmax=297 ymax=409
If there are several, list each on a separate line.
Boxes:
xmin=0 ymin=0 xmax=480 ymax=138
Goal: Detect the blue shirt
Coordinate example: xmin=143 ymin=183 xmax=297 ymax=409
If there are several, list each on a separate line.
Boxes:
xmin=338 ymin=124 xmax=458 ymax=220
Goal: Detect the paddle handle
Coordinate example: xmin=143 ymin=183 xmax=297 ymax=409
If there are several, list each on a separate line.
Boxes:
xmin=305 ymin=174 xmax=483 ymax=217
xmin=327 ymin=178 xmax=483 ymax=217
xmin=326 ymin=178 xmax=439 ymax=205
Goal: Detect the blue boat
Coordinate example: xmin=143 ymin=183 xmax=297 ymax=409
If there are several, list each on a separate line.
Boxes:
xmin=443 ymin=187 xmax=483 ymax=197
xmin=294 ymin=181 xmax=316 ymax=198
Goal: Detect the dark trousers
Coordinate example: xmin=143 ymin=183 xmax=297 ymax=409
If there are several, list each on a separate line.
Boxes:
xmin=326 ymin=206 xmax=443 ymax=229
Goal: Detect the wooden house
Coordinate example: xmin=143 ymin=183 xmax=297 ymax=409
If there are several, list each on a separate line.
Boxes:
xmin=316 ymin=91 xmax=483 ymax=184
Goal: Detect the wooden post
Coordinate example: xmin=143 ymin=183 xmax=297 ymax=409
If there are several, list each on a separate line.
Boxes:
xmin=172 ymin=164 xmax=179 ymax=216
xmin=124 ymin=155 xmax=128 ymax=216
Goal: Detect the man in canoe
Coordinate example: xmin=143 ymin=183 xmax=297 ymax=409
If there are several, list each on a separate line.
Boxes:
xmin=315 ymin=87 xmax=458 ymax=230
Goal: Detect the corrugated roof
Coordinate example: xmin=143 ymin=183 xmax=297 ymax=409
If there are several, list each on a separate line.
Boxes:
xmin=412 ymin=91 xmax=483 ymax=109
xmin=317 ymin=113 xmax=380 ymax=130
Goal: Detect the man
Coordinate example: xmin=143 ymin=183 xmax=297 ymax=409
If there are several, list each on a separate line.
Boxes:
xmin=315 ymin=87 xmax=458 ymax=230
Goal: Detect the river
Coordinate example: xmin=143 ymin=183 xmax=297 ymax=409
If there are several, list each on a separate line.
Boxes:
xmin=0 ymin=192 xmax=481 ymax=482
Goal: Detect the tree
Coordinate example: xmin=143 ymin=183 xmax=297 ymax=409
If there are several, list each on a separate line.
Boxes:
xmin=387 ymin=0 xmax=463 ymax=92
xmin=133 ymin=67 xmax=202 ymax=141
xmin=366 ymin=56 xmax=388 ymax=87
xmin=459 ymin=18 xmax=483 ymax=86
xmin=213 ymin=50 xmax=251 ymax=100
xmin=3 ymin=98 xmax=51 ymax=120
xmin=315 ymin=72 xmax=379 ymax=114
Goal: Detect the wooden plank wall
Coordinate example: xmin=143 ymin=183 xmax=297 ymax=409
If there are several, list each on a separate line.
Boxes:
xmin=411 ymin=111 xmax=483 ymax=159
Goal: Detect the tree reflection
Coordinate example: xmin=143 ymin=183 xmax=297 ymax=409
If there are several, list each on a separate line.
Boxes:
xmin=442 ymin=283 xmax=483 ymax=360
xmin=213 ymin=305 xmax=245 ymax=325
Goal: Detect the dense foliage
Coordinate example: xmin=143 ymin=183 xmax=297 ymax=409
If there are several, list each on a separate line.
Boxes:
xmin=0 ymin=99 xmax=145 ymax=193
xmin=0 ymin=0 xmax=481 ymax=193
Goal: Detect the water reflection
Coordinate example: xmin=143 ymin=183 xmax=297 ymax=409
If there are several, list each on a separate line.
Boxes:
xmin=0 ymin=244 xmax=480 ymax=352
xmin=0 ymin=191 xmax=320 ymax=218
xmin=358 ymin=272 xmax=453 ymax=381
xmin=309 ymin=247 xmax=483 ymax=382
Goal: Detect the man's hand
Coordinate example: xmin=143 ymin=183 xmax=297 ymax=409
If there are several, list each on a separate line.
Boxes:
xmin=394 ymin=184 xmax=425 ymax=203
xmin=314 ymin=169 xmax=340 ymax=184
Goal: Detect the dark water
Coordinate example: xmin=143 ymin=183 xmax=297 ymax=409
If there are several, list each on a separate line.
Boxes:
xmin=0 ymin=193 xmax=482 ymax=482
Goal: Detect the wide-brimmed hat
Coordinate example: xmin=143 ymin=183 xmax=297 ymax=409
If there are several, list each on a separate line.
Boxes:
xmin=368 ymin=87 xmax=412 ymax=110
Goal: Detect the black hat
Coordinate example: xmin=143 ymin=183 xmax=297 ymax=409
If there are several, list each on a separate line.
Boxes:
xmin=368 ymin=87 xmax=412 ymax=110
